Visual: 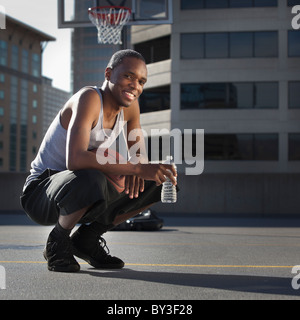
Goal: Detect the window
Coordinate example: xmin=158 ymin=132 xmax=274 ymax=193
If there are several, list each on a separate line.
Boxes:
xmin=289 ymin=133 xmax=300 ymax=160
xmin=11 ymin=45 xmax=19 ymax=70
xmin=21 ymin=49 xmax=29 ymax=73
xmin=0 ymin=40 xmax=7 ymax=66
xmin=139 ymin=85 xmax=170 ymax=113
xmin=181 ymin=82 xmax=278 ymax=109
xmin=230 ymin=0 xmax=253 ymax=7
xmin=31 ymin=53 xmax=40 ymax=77
xmin=206 ymin=0 xmax=228 ymax=8
xmin=181 ymin=0 xmax=277 ymax=9
xmin=289 ymin=81 xmax=300 ymax=108
xmin=0 ymin=107 xmax=4 ymax=116
xmin=0 ymin=90 xmax=4 ymax=99
xmin=0 ymin=74 xmax=4 ymax=83
xmin=254 ymin=32 xmax=278 ymax=57
xmin=205 ymin=33 xmax=229 ymax=58
xmin=287 ymin=0 xmax=300 ymax=6
xmin=205 ymin=134 xmax=278 ymax=160
xmin=288 ymin=31 xmax=300 ymax=57
xmin=181 ymin=34 xmax=204 ymax=59
xmin=181 ymin=31 xmax=278 ymax=59
xmin=255 ymin=82 xmax=278 ymax=108
xmin=230 ymin=32 xmax=253 ymax=58
xmin=134 ymin=36 xmax=170 ymax=64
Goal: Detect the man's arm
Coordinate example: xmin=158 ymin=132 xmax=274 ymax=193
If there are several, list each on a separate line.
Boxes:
xmin=65 ymin=89 xmax=176 ymax=187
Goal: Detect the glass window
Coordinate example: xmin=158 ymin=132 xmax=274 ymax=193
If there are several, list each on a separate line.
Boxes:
xmin=204 ymin=134 xmax=278 ymax=160
xmin=11 ymin=45 xmax=19 ymax=70
xmin=0 ymin=40 xmax=7 ymax=66
xmin=254 ymin=32 xmax=278 ymax=57
xmin=31 ymin=53 xmax=40 ymax=77
xmin=181 ymin=33 xmax=204 ymax=59
xmin=181 ymin=82 xmax=278 ymax=109
xmin=203 ymin=83 xmax=227 ymax=108
xmin=230 ymin=32 xmax=253 ymax=58
xmin=139 ymin=85 xmax=170 ymax=113
xmin=205 ymin=33 xmax=229 ymax=58
xmin=0 ymin=74 xmax=4 ymax=82
xmin=289 ymin=133 xmax=300 ymax=161
xmin=233 ymin=83 xmax=254 ymax=109
xmin=288 ymin=0 xmax=300 ymax=6
xmin=134 ymin=36 xmax=170 ymax=64
xmin=206 ymin=0 xmax=229 ymax=8
xmin=230 ymin=0 xmax=253 ymax=7
xmin=0 ymin=90 xmax=4 ymax=99
xmin=254 ymin=134 xmax=278 ymax=160
xmin=181 ymin=0 xmax=204 ymax=9
xmin=255 ymin=82 xmax=278 ymax=108
xmin=288 ymin=31 xmax=300 ymax=57
xmin=289 ymin=81 xmax=300 ymax=108
xmin=21 ymin=49 xmax=29 ymax=73
xmin=0 ymin=107 xmax=4 ymax=116
xmin=254 ymin=0 xmax=277 ymax=6
xmin=181 ymin=84 xmax=205 ymax=109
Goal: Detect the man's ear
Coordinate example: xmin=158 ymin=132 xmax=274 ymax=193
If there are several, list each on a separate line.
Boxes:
xmin=105 ymin=68 xmax=112 ymax=81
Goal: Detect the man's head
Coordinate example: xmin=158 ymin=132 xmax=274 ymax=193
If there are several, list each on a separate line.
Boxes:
xmin=107 ymin=49 xmax=146 ymax=70
xmin=105 ymin=50 xmax=147 ymax=108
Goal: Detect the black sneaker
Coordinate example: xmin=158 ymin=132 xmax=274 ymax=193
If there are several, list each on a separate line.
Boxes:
xmin=43 ymin=230 xmax=80 ymax=273
xmin=71 ymin=224 xmax=125 ymax=269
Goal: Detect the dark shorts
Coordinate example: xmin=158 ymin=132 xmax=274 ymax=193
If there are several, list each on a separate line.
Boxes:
xmin=20 ymin=168 xmax=162 ymax=227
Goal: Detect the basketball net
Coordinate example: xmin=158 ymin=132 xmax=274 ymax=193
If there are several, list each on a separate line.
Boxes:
xmin=88 ymin=6 xmax=131 ymax=45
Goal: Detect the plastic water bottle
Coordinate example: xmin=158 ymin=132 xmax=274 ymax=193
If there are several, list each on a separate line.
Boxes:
xmin=161 ymin=156 xmax=177 ymax=203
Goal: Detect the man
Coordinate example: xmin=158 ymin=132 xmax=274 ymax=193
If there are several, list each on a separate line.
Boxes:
xmin=20 ymin=50 xmax=177 ymax=273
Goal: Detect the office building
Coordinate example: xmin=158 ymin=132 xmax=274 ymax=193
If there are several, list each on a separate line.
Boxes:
xmin=132 ymin=0 xmax=300 ymax=214
xmin=0 ymin=15 xmax=55 ymax=173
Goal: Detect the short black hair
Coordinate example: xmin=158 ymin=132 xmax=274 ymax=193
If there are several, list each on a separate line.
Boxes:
xmin=107 ymin=49 xmax=146 ymax=70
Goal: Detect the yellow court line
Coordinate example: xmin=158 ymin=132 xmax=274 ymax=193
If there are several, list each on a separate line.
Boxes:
xmin=0 ymin=261 xmax=294 ymax=269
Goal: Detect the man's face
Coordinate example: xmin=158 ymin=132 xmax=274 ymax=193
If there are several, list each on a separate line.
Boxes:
xmin=106 ymin=57 xmax=147 ymax=108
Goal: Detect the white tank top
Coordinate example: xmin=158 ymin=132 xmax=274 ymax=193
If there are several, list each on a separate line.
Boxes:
xmin=24 ymin=87 xmax=127 ymax=190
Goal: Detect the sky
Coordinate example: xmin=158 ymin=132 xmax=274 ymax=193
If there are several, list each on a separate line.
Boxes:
xmin=1 ymin=0 xmax=72 ymax=92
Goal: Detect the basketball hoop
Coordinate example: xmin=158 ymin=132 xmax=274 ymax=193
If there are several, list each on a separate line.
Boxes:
xmin=88 ymin=6 xmax=132 ymax=45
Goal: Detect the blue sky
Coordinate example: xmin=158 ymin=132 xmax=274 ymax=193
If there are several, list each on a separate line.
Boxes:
xmin=1 ymin=0 xmax=72 ymax=92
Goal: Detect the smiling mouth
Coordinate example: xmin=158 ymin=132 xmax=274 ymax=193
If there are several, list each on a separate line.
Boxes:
xmin=123 ymin=91 xmax=136 ymax=101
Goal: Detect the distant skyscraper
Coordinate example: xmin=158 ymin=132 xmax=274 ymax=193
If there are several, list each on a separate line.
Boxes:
xmin=0 ymin=16 xmax=54 ymax=172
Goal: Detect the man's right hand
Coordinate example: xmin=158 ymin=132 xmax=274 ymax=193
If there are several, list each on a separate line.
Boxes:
xmin=135 ymin=163 xmax=177 ymax=186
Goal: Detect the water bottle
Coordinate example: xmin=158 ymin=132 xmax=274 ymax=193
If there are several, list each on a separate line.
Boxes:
xmin=161 ymin=156 xmax=177 ymax=203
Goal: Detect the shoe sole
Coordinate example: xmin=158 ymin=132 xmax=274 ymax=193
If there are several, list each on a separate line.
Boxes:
xmin=43 ymin=250 xmax=80 ymax=273
xmin=72 ymin=247 xmax=125 ymax=269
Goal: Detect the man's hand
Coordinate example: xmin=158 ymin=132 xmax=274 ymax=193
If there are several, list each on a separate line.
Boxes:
xmin=135 ymin=163 xmax=177 ymax=187
xmin=125 ymin=175 xmax=145 ymax=199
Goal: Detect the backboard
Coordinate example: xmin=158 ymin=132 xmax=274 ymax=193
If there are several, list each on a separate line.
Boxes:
xmin=57 ymin=0 xmax=173 ymax=28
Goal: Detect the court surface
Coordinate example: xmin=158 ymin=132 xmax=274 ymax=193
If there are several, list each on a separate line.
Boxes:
xmin=0 ymin=214 xmax=300 ymax=301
